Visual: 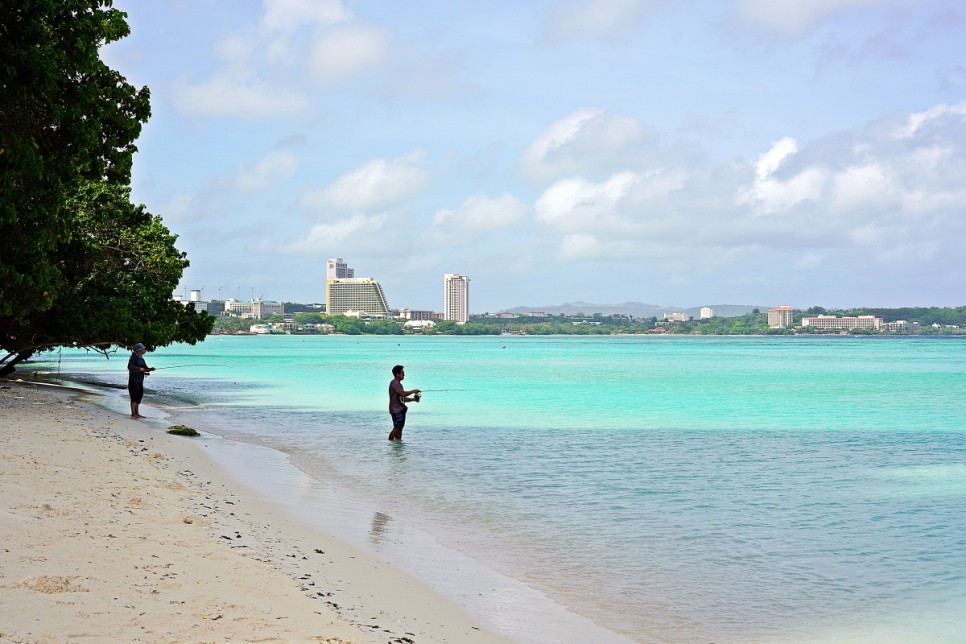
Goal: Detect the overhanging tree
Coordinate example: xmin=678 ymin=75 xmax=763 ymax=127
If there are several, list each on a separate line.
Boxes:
xmin=1 ymin=0 xmax=150 ymax=323
xmin=0 ymin=2 xmax=212 ymax=375
xmin=0 ymin=181 xmax=213 ymax=374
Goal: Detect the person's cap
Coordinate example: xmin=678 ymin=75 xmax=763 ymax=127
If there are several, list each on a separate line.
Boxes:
xmin=133 ymin=343 xmax=146 ymax=352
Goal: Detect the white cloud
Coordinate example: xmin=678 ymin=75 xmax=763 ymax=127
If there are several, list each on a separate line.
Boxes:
xmin=828 ymin=163 xmax=892 ymax=213
xmin=172 ymin=0 xmax=386 ymax=119
xmin=299 ymin=151 xmax=430 ymax=214
xmin=545 ymin=0 xmax=661 ymax=41
xmin=429 ymin=194 xmax=528 ymax=244
xmin=558 ymin=234 xmax=601 ymax=261
xmin=738 ymin=137 xmax=825 ymax=214
xmin=286 ymin=213 xmax=389 ymax=254
xmin=153 ymin=192 xmax=195 ymax=223
xmin=213 ymin=34 xmax=257 ymax=63
xmin=377 ymin=48 xmax=483 ymax=104
xmin=230 ymin=150 xmax=300 ymax=193
xmin=519 ymin=109 xmax=646 ymax=183
xmin=795 ymin=253 xmax=825 ymax=269
xmin=735 ymin=0 xmax=892 ymax=38
xmin=173 ymin=73 xmax=307 ymax=119
xmin=522 ymin=101 xmax=966 ymax=275
xmin=531 ymin=166 xmax=691 ymax=264
xmin=309 ymin=24 xmax=392 ymax=84
xmin=894 ymin=101 xmax=966 ymax=138
xmin=535 ymin=172 xmax=640 ymax=233
xmin=262 ymin=0 xmax=351 ymax=32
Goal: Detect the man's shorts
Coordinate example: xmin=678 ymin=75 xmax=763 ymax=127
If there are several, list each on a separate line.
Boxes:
xmin=129 ymin=380 xmax=144 ymax=403
xmin=391 ymin=410 xmax=407 ymax=429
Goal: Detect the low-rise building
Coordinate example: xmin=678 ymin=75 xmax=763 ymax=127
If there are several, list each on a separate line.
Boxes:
xmin=343 ymin=309 xmax=389 ymax=320
xmin=249 ymin=323 xmax=286 ymax=334
xmin=800 ymin=315 xmax=883 ymax=331
xmin=398 ymin=308 xmax=442 ymax=321
xmin=172 ymin=289 xmax=209 ymax=313
xmin=664 ymin=312 xmax=689 ymax=322
xmin=883 ymin=320 xmax=911 ymax=332
xmin=225 ymin=298 xmax=285 ymax=319
xmin=404 ymin=319 xmax=437 ymax=331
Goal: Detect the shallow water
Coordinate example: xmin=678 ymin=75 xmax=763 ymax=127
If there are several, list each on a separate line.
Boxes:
xmin=35 ymin=335 xmax=966 ymax=642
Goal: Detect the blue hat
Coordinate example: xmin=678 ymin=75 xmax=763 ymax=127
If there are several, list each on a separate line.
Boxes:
xmin=133 ymin=343 xmax=146 ymax=352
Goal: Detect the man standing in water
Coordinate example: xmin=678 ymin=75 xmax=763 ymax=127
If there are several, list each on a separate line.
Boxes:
xmin=128 ymin=342 xmax=155 ymax=419
xmin=388 ymin=364 xmax=420 ymax=441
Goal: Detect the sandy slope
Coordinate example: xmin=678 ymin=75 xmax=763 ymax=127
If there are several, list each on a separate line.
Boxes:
xmin=0 ymin=380 xmax=505 ymax=643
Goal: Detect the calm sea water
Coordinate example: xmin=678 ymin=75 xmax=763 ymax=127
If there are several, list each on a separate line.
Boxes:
xmin=34 ymin=335 xmax=966 ymax=642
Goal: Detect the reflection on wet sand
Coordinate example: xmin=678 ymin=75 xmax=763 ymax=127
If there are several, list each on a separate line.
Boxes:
xmin=370 ymin=511 xmax=392 ymax=544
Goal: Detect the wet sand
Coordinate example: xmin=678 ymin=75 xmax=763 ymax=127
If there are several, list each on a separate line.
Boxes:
xmin=0 ymin=379 xmax=507 ymax=643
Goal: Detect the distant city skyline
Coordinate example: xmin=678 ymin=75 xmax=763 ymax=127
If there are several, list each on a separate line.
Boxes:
xmin=107 ymin=2 xmax=966 ymax=311
xmin=176 ymin=280 xmax=959 ymax=319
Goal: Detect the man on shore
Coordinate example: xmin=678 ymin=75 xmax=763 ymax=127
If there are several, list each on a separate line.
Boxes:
xmin=388 ymin=364 xmax=420 ymax=441
xmin=127 ymin=343 xmax=155 ymax=419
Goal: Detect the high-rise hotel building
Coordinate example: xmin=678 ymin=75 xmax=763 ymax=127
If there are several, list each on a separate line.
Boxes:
xmin=326 ymin=257 xmax=355 ymax=280
xmin=326 ymin=278 xmax=390 ymax=316
xmin=325 ymin=258 xmax=389 ymax=317
xmin=767 ymin=305 xmax=795 ymax=328
xmin=443 ymin=274 xmax=470 ymax=323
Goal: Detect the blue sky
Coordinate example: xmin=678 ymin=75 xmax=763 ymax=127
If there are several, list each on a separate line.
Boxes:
xmin=103 ymin=0 xmax=966 ymax=312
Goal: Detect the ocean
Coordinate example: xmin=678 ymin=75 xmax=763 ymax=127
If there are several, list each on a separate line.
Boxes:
xmin=32 ymin=335 xmax=966 ymax=642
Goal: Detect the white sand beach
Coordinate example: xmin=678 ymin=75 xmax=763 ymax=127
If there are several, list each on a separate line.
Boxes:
xmin=0 ymin=380 xmax=507 ymax=643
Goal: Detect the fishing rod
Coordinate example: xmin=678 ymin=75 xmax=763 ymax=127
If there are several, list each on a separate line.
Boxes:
xmin=129 ymin=364 xmax=224 ymax=371
xmin=418 ymin=389 xmax=468 ymax=392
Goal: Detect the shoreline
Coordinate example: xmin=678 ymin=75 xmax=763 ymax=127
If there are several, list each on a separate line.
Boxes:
xmin=0 ymin=379 xmax=509 ymax=643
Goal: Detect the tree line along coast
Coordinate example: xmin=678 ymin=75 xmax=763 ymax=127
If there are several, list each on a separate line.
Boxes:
xmin=209 ymin=305 xmax=966 ymax=336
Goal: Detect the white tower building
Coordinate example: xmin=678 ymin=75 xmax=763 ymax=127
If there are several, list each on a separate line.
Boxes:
xmin=326 ymin=257 xmax=355 ymax=280
xmin=767 ymin=306 xmax=795 ymax=328
xmin=443 ymin=274 xmax=470 ymax=324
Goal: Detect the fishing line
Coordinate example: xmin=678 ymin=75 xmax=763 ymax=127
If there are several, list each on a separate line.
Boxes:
xmin=151 ymin=364 xmax=225 ymax=370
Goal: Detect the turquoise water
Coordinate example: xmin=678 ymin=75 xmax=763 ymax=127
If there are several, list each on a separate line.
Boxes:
xmin=36 ymin=335 xmax=966 ymax=642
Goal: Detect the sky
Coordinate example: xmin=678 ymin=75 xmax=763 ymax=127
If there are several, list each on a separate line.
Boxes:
xmin=102 ymin=0 xmax=966 ymax=312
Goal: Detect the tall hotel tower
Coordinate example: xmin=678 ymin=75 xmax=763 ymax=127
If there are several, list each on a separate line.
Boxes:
xmin=443 ymin=274 xmax=470 ymax=324
xmin=325 ymin=258 xmax=390 ymax=317
xmin=326 ymin=257 xmax=355 ymax=280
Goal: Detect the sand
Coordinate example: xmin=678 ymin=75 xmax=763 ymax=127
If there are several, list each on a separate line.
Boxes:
xmin=0 ymin=380 xmax=507 ymax=643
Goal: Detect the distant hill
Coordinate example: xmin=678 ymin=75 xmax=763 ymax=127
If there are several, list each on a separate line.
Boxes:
xmin=500 ymin=301 xmax=765 ymax=318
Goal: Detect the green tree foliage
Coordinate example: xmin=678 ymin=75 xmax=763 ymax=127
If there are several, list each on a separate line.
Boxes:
xmin=283 ymin=302 xmax=322 ymax=313
xmin=365 ymin=320 xmax=404 ymax=335
xmin=0 ymin=181 xmax=213 ymax=371
xmin=211 ymin=316 xmax=252 ymax=334
xmin=434 ymin=320 xmax=459 ymax=334
xmin=0 ymin=3 xmax=210 ymax=375
xmin=332 ymin=316 xmax=366 ymax=335
xmin=1 ymin=0 xmax=151 ymax=322
xmin=292 ymin=312 xmax=325 ymax=325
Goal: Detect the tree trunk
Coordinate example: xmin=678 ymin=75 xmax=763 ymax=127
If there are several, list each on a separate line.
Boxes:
xmin=0 ymin=350 xmax=34 ymax=377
